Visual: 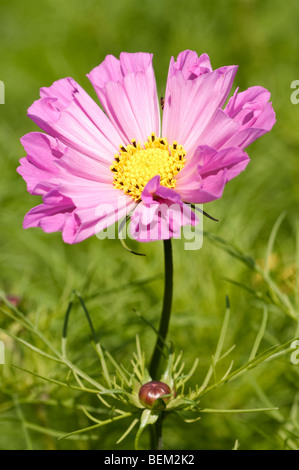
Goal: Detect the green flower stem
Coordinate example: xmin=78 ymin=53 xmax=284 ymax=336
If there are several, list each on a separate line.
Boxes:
xmin=149 ymin=238 xmax=173 ymax=380
xmin=150 ymin=415 xmax=163 ymax=450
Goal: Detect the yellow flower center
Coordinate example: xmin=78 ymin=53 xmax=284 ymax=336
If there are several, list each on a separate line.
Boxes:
xmin=110 ymin=133 xmax=186 ymax=201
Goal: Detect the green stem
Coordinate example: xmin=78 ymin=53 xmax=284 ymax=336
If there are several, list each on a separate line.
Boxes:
xmin=149 ymin=238 xmax=173 ymax=380
xmin=150 ymin=415 xmax=163 ymax=450
xmin=147 ymin=239 xmax=173 ymax=451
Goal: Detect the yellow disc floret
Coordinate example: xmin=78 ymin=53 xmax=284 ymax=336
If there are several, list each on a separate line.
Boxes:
xmin=110 ymin=133 xmax=186 ymax=201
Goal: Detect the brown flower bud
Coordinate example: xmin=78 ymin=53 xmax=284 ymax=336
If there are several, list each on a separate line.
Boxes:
xmin=139 ymin=381 xmax=172 ymax=410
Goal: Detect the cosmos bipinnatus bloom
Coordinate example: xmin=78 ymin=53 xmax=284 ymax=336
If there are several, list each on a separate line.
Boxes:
xmin=18 ymin=51 xmax=275 ymax=243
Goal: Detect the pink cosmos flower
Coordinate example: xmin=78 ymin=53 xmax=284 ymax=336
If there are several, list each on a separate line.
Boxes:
xmin=17 ymin=51 xmax=275 ymax=243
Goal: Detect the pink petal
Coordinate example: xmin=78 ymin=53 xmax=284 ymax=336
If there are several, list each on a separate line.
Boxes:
xmin=17 ymin=132 xmax=64 ymax=195
xmin=49 ymin=175 xmax=136 ymax=241
xmin=23 ymin=194 xmax=75 ymax=234
xmin=162 ymin=51 xmax=238 ymax=155
xmin=72 ymin=192 xmax=136 ymax=244
xmin=223 ymin=86 xmax=276 ymax=148
xmin=175 ymin=146 xmax=249 ymax=203
xmin=88 ymin=52 xmax=160 ymax=144
xmin=198 ymin=109 xmax=240 ymax=150
xmin=167 ymin=50 xmax=213 ymax=80
xmin=24 ymin=184 xmax=136 ymax=245
xmin=130 ymin=201 xmax=198 ymax=242
xmin=199 ymin=146 xmax=250 ymax=181
xmin=176 ymin=170 xmax=227 ymax=204
xmin=141 ymin=175 xmax=182 ymax=204
xmin=53 ymin=179 xmax=127 ymax=209
xmin=130 ymin=176 xmax=199 ymax=242
xmin=27 ymin=77 xmax=123 ymax=164
xmin=54 ymin=146 xmax=112 ymax=184
xmin=74 ymin=192 xmax=134 ymax=225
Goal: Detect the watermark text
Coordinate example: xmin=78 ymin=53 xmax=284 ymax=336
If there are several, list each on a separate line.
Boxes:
xmin=290 ymin=339 xmax=299 ymax=364
xmin=290 ymin=80 xmax=299 ymax=104
xmin=95 ymin=200 xmax=204 ymax=250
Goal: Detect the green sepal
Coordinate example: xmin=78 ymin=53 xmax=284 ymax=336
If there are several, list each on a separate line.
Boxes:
xmin=135 ymin=409 xmax=159 ymax=449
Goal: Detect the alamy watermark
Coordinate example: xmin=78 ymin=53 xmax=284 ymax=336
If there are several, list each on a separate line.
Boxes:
xmin=95 ymin=201 xmax=204 ymax=250
xmin=290 ymin=80 xmax=299 ymax=104
xmin=0 ymin=340 xmax=5 ymax=364
xmin=0 ymin=81 xmax=4 ymax=104
xmin=290 ymin=340 xmax=299 ymax=365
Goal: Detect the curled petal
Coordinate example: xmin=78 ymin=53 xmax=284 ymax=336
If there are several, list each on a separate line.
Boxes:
xmin=130 ymin=176 xmax=199 ymax=242
xmin=166 ymin=50 xmax=213 ymax=80
xmin=17 ymin=132 xmax=65 ymax=195
xmin=141 ymin=175 xmax=182 ymax=204
xmin=223 ymin=86 xmax=276 ymax=148
xmin=27 ymin=77 xmax=123 ymax=163
xmin=176 ymin=146 xmax=250 ymax=203
xmin=55 ymin=180 xmax=136 ymax=243
xmin=23 ymin=192 xmax=76 ymax=241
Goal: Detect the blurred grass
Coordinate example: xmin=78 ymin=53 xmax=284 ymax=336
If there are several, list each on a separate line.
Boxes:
xmin=1 ymin=0 xmax=299 ymax=450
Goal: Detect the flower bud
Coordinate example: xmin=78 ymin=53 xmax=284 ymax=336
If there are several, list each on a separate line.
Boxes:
xmin=139 ymin=381 xmax=172 ymax=410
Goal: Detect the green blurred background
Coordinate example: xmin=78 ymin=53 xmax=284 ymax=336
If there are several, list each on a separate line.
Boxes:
xmin=1 ymin=0 xmax=299 ymax=450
